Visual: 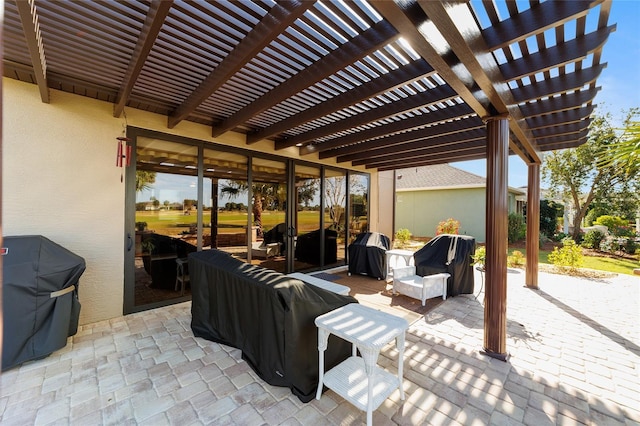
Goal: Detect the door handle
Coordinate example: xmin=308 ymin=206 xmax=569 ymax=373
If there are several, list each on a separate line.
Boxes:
xmin=127 ymin=233 xmax=133 ymax=251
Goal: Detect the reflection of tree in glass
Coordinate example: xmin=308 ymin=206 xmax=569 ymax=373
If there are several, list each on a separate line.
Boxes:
xmin=220 ymin=181 xmax=284 ymax=237
xmin=136 ymin=170 xmax=156 ymax=192
xmin=297 ymin=179 xmax=319 ymax=208
xmin=325 ymin=177 xmax=346 ymax=230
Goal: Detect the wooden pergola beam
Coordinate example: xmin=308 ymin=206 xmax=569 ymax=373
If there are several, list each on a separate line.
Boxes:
xmin=376 ymin=151 xmax=486 ymax=171
xmin=353 ymin=138 xmax=485 ymax=167
xmin=113 ymin=1 xmax=173 ymax=118
xmin=418 ymin=1 xmax=540 ymax=164
xmin=303 ymin=103 xmax=475 ymax=156
xmin=532 ymin=121 xmax=590 ymax=139
xmin=510 ymin=65 xmax=605 ymax=104
xmin=251 ymin=59 xmax=435 ymax=146
xmin=211 ymin=20 xmax=400 ymax=137
xmin=499 ymin=25 xmax=615 ymax=82
xmin=481 ymin=0 xmax=597 ymax=50
xmin=281 ymin=84 xmax=458 ymax=148
xmin=15 ymin=0 xmax=49 ymax=103
xmin=168 ymin=1 xmax=313 ymax=128
xmin=332 ymin=119 xmax=484 ymax=161
xmin=519 ymin=87 xmax=600 ymax=119
xmin=526 ymin=105 xmax=594 ymax=130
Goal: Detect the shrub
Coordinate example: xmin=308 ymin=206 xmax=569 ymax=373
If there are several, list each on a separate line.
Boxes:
xmin=394 ymin=228 xmax=411 ymax=248
xmin=471 ymin=246 xmax=486 ymax=268
xmin=594 ymin=215 xmax=627 ymax=234
xmin=436 ymin=218 xmax=460 ymax=235
xmin=548 ymin=238 xmax=583 ymax=269
xmin=507 ymin=250 xmax=525 ymax=268
xmin=508 ymin=213 xmax=526 ymax=243
xmin=582 ymin=229 xmax=605 ymax=250
xmin=624 ymin=238 xmax=638 ymax=255
xmin=599 ymin=236 xmax=617 ymax=254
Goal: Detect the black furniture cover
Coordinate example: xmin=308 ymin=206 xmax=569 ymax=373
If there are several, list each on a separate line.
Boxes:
xmin=347 ymin=232 xmax=390 ymax=279
xmin=295 ymin=228 xmax=338 ymax=265
xmin=140 ymin=233 xmax=197 ymax=289
xmin=414 ymin=234 xmax=476 ymax=297
xmin=2 ymin=235 xmax=86 ymax=370
xmin=190 ymin=249 xmax=357 ymax=402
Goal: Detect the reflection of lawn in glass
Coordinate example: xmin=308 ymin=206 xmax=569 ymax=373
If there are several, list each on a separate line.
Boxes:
xmin=135 ymin=210 xmax=332 ymax=235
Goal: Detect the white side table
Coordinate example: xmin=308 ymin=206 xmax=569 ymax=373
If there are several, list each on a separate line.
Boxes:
xmin=385 ymin=249 xmax=414 ymax=282
xmin=315 ymin=303 xmax=409 ymax=426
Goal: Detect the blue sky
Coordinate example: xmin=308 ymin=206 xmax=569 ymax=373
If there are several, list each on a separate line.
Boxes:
xmin=453 ymin=0 xmax=640 ymax=188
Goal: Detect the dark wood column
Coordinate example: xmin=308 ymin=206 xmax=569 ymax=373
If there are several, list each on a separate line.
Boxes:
xmin=525 ymin=163 xmax=540 ymax=289
xmin=483 ymin=114 xmax=509 ymax=361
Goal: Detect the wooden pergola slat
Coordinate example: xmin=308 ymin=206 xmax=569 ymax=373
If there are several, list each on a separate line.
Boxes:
xmin=254 ymin=59 xmax=435 ymax=147
xmin=519 ymin=87 xmax=600 ymax=118
xmin=168 ymin=1 xmax=313 ymax=128
xmin=113 ymin=0 xmax=173 ymax=118
xmin=305 ymin=103 xmax=475 ymax=157
xmin=211 ymin=20 xmax=400 ymax=137
xmin=499 ymin=26 xmax=615 ymax=82
xmin=481 ymin=0 xmax=596 ymax=51
xmin=280 ymin=84 xmax=458 ymax=148
xmin=15 ymin=0 xmax=49 ymax=103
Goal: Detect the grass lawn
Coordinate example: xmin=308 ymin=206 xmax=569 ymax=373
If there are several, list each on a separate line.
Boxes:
xmin=135 ymin=210 xmax=327 ymax=234
xmin=508 ymin=247 xmax=639 ymax=276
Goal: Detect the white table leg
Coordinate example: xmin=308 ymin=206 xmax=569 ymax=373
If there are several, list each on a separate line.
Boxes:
xmin=396 ymin=332 xmax=406 ymax=400
xmin=316 ymin=328 xmax=329 ymax=400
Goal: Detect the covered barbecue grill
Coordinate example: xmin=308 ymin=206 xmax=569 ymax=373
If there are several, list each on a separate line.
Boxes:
xmin=2 ymin=235 xmax=86 ymax=370
xmin=347 ymin=232 xmax=391 ymax=280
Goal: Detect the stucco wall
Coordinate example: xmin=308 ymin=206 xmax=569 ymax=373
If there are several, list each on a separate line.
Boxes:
xmin=395 ymin=187 xmax=487 ymax=242
xmin=3 ymin=78 xmax=377 ymax=325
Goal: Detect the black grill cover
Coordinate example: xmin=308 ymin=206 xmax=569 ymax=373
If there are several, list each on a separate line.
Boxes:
xmin=2 ymin=235 xmax=86 ymax=370
xmin=414 ymin=234 xmax=476 ymax=297
xmin=347 ymin=232 xmax=390 ymax=279
xmin=190 ymin=250 xmax=357 ymax=402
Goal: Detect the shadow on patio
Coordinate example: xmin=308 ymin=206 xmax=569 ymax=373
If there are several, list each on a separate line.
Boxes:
xmin=0 ymin=269 xmax=638 ymax=425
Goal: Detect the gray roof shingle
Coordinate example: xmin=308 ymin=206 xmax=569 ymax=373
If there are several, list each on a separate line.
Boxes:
xmin=395 ymin=164 xmax=486 ymax=190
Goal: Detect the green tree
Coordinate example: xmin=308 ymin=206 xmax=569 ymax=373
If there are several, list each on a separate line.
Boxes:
xmin=542 ymin=112 xmax=640 ymax=240
xmin=599 ymin=108 xmax=640 ymax=171
xmin=136 ymin=170 xmax=156 ymax=192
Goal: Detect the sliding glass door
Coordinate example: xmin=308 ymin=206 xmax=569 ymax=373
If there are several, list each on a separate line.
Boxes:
xmin=124 ymin=128 xmax=369 ymax=314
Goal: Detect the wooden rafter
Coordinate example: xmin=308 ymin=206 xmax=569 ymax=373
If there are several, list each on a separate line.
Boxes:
xmin=532 ymin=121 xmax=591 ymax=139
xmin=417 ymin=0 xmax=541 ymax=164
xmin=481 ymin=0 xmax=597 ymax=50
xmin=353 ymin=131 xmax=486 ymax=166
xmin=252 ymin=59 xmax=435 ymax=146
xmin=499 ymin=25 xmax=615 ymax=82
xmin=526 ymin=105 xmax=594 ymax=130
xmin=304 ymin=103 xmax=475 ymax=156
xmin=15 ymin=0 xmax=49 ymax=103
xmin=519 ymin=87 xmax=600 ymax=118
xmin=510 ymin=65 xmax=605 ymax=104
xmin=168 ymin=1 xmax=313 ymax=128
xmin=336 ymin=126 xmax=485 ymax=163
xmin=281 ymin=84 xmax=458 ymax=148
xmin=375 ymin=150 xmax=487 ymax=171
xmin=113 ymin=0 xmax=173 ymax=118
xmin=211 ymin=20 xmax=400 ymax=137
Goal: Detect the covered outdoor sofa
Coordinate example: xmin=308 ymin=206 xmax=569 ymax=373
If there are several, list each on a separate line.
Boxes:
xmin=189 ymin=249 xmax=357 ymax=402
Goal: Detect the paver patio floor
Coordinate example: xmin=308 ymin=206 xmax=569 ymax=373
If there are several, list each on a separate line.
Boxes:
xmin=1 ymin=268 xmax=638 ymax=425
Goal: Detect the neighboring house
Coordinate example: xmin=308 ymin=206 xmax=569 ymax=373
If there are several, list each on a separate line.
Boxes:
xmin=395 ymin=164 xmax=525 ymax=243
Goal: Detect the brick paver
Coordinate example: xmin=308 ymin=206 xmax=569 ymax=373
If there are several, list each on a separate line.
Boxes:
xmin=0 ymin=269 xmax=638 ymax=425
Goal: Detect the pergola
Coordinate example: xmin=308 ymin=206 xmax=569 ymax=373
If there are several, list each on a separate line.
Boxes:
xmin=3 ymin=0 xmax=613 ymax=360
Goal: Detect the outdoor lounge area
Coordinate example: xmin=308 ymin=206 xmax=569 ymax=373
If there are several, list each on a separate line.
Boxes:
xmin=0 ymin=268 xmax=637 ymax=425
xmin=3 ymin=0 xmax=636 ymax=424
